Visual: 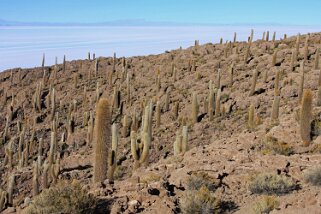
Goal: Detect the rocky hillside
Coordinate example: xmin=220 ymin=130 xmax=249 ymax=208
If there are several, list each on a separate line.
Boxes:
xmin=1 ymin=31 xmax=321 ymax=213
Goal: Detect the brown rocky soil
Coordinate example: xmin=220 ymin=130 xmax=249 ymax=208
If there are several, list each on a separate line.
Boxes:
xmin=1 ymin=32 xmax=321 ymax=213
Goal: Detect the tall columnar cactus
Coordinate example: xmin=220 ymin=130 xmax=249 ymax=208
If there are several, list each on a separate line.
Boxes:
xmin=304 ymin=35 xmax=309 ymax=61
xmin=250 ymin=29 xmax=254 ymax=43
xmin=95 ymin=58 xmax=99 ymax=77
xmin=229 ymin=64 xmax=234 ymax=87
xmin=173 ymin=131 xmax=182 ymax=156
xmin=272 ymin=49 xmax=278 ymax=66
xmin=216 ymin=69 xmax=221 ymax=90
xmin=300 ymin=89 xmax=313 ymax=147
xmin=156 ymin=74 xmax=161 ymax=92
xmin=156 ymin=101 xmax=161 ymax=128
xmin=93 ymin=99 xmax=111 ymax=183
xmin=108 ymin=124 xmax=118 ymax=181
xmin=233 ymin=32 xmax=237 ymax=43
xmin=244 ymin=44 xmax=250 ymax=63
xmin=50 ymin=88 xmax=56 ymax=121
xmin=73 ymin=74 xmax=78 ymax=88
xmin=42 ymin=53 xmax=45 ymax=68
xmin=164 ymin=92 xmax=170 ymax=112
xmin=172 ymin=102 xmax=179 ymax=120
xmin=192 ymin=92 xmax=199 ymax=124
xmin=173 ymin=126 xmax=188 ymax=155
xmin=42 ymin=160 xmax=50 ymax=189
xmin=18 ymin=129 xmax=24 ymax=162
xmin=248 ymin=104 xmax=255 ymax=130
xmin=295 ymin=34 xmax=300 ymax=61
xmin=290 ymin=49 xmax=296 ymax=71
xmin=131 ymin=129 xmax=150 ymax=170
xmin=32 ymin=161 xmax=39 ymax=196
xmin=181 ymin=126 xmax=188 ymax=152
xmin=113 ymin=52 xmax=116 ymax=72
xmin=67 ymin=113 xmax=75 ymax=139
xmin=38 ymin=138 xmax=43 ymax=165
xmin=271 ymin=96 xmax=280 ymax=123
xmin=298 ymin=62 xmax=305 ymax=103
xmin=63 ymin=55 xmax=66 ymax=72
xmin=317 ymin=86 xmax=321 ymax=107
xmin=274 ymin=70 xmax=280 ymax=96
xmin=0 ymin=188 xmax=7 ymax=211
xmin=48 ymin=131 xmax=56 ymax=165
xmin=249 ymin=69 xmax=258 ymax=96
xmin=314 ymin=48 xmax=320 ymax=70
xmin=266 ymin=31 xmax=269 ymax=41
xmin=272 ymin=32 xmax=276 ymax=42
xmin=7 ymin=175 xmax=15 ymax=206
xmin=215 ymin=89 xmax=221 ymax=117
xmin=263 ymin=69 xmax=268 ymax=83
xmin=172 ymin=65 xmax=177 ymax=81
xmin=208 ymin=81 xmax=214 ymax=121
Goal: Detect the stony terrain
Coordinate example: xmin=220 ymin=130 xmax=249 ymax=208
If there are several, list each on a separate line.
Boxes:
xmin=1 ymin=31 xmax=321 ymax=213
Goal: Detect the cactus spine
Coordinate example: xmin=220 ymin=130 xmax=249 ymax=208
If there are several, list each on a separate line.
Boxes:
xmin=93 ymin=99 xmax=111 ymax=182
xmin=300 ymin=89 xmax=313 ymax=146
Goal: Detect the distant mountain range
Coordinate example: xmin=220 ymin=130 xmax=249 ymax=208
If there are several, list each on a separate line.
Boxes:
xmin=0 ymin=19 xmax=293 ymax=27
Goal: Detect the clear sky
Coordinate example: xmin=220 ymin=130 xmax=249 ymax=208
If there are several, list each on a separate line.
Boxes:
xmin=1 ymin=0 xmax=321 ymax=25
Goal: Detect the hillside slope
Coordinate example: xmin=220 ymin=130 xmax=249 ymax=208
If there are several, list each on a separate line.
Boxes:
xmin=1 ymin=32 xmax=321 ymax=213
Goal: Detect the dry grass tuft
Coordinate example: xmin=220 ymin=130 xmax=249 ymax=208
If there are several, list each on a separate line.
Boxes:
xmin=249 ymin=173 xmax=298 ymax=195
xmin=304 ymin=167 xmax=321 ymax=186
xmin=252 ymin=195 xmax=280 ymax=214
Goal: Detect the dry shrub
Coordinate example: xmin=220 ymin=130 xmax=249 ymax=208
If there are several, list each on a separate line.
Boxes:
xmin=249 ymin=173 xmax=298 ymax=195
xmin=260 ymin=136 xmax=293 ymax=156
xmin=24 ymin=180 xmax=96 ymax=214
xmin=187 ymin=172 xmax=219 ymax=191
xmin=180 ymin=186 xmax=221 ymax=214
xmin=252 ymin=195 xmax=280 ymax=214
xmin=304 ymin=167 xmax=321 ymax=186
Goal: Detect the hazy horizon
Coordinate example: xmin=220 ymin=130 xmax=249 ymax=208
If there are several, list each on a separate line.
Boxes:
xmin=1 ymin=25 xmax=320 ymax=72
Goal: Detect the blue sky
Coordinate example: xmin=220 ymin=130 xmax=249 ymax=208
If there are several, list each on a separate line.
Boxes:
xmin=1 ymin=0 xmax=321 ymax=25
